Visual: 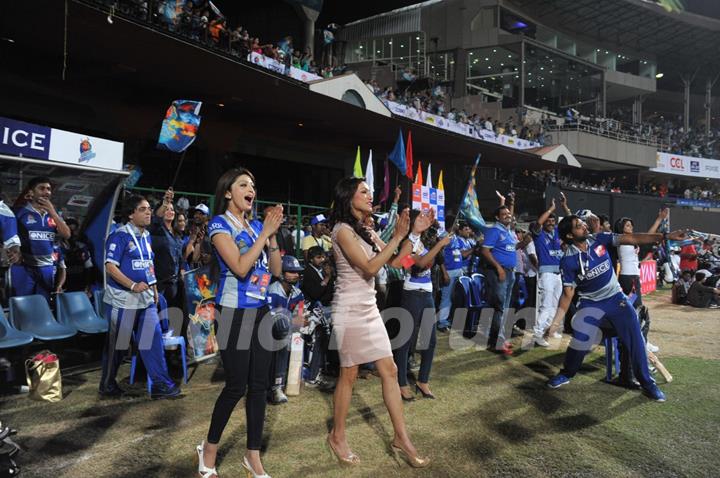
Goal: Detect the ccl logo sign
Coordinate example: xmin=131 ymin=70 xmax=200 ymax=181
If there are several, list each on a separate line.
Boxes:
xmin=670 ymin=156 xmax=686 ymax=170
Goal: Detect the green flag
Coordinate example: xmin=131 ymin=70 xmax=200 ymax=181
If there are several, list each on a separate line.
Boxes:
xmin=353 ymin=146 xmax=363 ymax=178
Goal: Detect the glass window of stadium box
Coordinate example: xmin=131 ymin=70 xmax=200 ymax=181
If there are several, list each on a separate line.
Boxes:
xmin=428 ymin=51 xmax=455 ymax=82
xmin=523 ymin=43 xmax=604 ymax=117
xmin=345 ymin=34 xmax=426 ymax=77
xmin=466 ymin=44 xmax=522 ymax=107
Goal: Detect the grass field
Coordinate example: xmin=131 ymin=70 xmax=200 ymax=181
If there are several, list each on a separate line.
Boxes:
xmin=2 ymin=290 xmax=719 ymax=477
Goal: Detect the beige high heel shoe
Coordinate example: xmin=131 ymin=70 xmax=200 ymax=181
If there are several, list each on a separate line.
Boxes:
xmin=390 ymin=442 xmax=431 ymax=468
xmin=326 ymin=435 xmax=360 ymax=466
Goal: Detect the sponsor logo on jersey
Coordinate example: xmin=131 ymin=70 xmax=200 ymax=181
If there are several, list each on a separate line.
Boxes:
xmin=25 ymin=216 xmax=37 ymax=225
xmin=29 ymin=231 xmax=54 ymax=241
xmin=582 ymin=260 xmax=610 ymax=280
xmin=594 ymin=244 xmax=607 ymax=257
xmin=131 ymin=259 xmax=153 ymax=270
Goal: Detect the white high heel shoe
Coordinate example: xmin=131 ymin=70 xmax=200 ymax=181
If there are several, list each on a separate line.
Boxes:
xmin=196 ymin=441 xmax=218 ymax=478
xmin=242 ymin=456 xmax=271 ymax=478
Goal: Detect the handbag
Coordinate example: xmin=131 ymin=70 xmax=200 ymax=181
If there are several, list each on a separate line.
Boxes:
xmin=25 ymin=351 xmax=63 ymax=402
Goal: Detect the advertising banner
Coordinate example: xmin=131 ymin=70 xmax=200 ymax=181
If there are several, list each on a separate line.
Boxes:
xmin=639 ymin=260 xmax=657 ymax=295
xmin=652 ymin=152 xmax=720 ymax=179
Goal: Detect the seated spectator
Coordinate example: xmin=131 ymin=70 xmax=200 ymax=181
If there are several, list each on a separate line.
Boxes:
xmin=301 ymin=214 xmax=331 ymax=261
xmin=267 ymin=256 xmax=305 ymax=404
xmin=60 ymin=218 xmax=95 ymax=294
xmin=672 ymin=270 xmax=694 ymax=305
xmin=687 ymin=270 xmax=720 ymax=308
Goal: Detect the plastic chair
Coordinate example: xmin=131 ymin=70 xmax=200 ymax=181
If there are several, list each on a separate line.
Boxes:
xmin=93 ymin=289 xmax=105 ymax=319
xmin=129 ymin=295 xmax=188 ymax=394
xmin=456 ymin=275 xmax=483 ymax=338
xmin=9 ymin=295 xmax=76 ymax=341
xmin=470 ymin=273 xmax=489 ymax=308
xmin=0 ymin=307 xmax=33 ymax=349
xmin=56 ymin=292 xmax=109 ymax=334
xmin=129 ymin=334 xmax=188 ymax=394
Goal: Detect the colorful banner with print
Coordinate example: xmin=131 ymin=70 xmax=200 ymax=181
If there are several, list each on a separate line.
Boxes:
xmin=411 ymin=184 xmax=445 ymax=231
xmin=639 ymin=260 xmax=657 ymax=295
xmin=651 ymin=152 xmax=720 ymax=179
xmin=0 ymin=116 xmax=124 ymax=170
xmin=184 ymin=265 xmax=219 ymax=360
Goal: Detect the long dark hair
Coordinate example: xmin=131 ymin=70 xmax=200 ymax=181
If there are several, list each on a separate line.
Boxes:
xmin=614 ymin=217 xmax=633 ymax=234
xmin=213 ymin=167 xmax=256 ymax=216
xmin=172 ymin=211 xmax=187 ymax=239
xmin=329 ymin=176 xmax=376 ymax=251
xmin=210 ymin=167 xmax=257 ymax=282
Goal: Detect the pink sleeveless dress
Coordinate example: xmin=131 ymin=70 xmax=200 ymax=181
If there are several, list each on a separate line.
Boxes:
xmin=331 ymin=223 xmax=393 ymax=367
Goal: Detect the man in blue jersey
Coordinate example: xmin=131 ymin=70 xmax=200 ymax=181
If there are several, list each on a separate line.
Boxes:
xmin=100 ymin=195 xmax=179 ymax=399
xmin=481 ymin=204 xmax=530 ymax=353
xmin=544 ymin=215 xmax=688 ymax=402
xmin=437 ymin=222 xmax=474 ymax=332
xmin=0 ymin=199 xmax=21 ymax=265
xmin=530 ymin=193 xmax=572 ymax=347
xmin=12 ymin=177 xmax=71 ymax=300
xmin=267 ymin=255 xmax=305 ymax=404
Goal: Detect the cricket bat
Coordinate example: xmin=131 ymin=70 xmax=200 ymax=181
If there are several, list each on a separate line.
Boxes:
xmin=647 ymin=351 xmax=673 ymax=383
xmin=285 ymin=302 xmax=305 ymax=396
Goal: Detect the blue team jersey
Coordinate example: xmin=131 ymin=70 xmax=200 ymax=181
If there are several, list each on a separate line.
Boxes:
xmin=532 ymin=227 xmax=563 ymax=271
xmin=405 ymin=237 xmax=433 ymax=292
xmin=561 ymin=233 xmax=623 ymax=302
xmin=208 ymin=214 xmax=269 ymax=309
xmin=14 ymin=204 xmax=58 ymax=267
xmin=104 ymin=223 xmax=157 ymax=309
xmin=0 ymin=201 xmax=20 ymax=249
xmin=443 ymin=236 xmax=472 ymax=271
xmin=267 ymin=281 xmax=304 ymax=312
xmin=483 ymin=223 xmax=517 ymax=269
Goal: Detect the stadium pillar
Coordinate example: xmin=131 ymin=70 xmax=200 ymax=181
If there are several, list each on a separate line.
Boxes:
xmin=453 ymin=48 xmax=467 ymax=98
xmin=292 ymin=4 xmax=320 ymax=56
xmin=683 ymin=78 xmax=691 ymax=132
xmin=633 ymin=95 xmax=644 ymax=125
xmin=519 ymin=41 xmax=525 ymax=107
xmin=706 ymin=74 xmax=719 ymax=135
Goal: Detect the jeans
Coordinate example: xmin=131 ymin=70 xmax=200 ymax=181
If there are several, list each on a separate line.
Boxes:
xmin=560 ymin=292 xmax=654 ymax=388
xmin=207 ymin=305 xmax=272 ymax=449
xmin=393 ymin=290 xmax=437 ymax=386
xmin=437 ymin=268 xmax=464 ymax=328
xmin=485 ymin=267 xmax=515 ymax=349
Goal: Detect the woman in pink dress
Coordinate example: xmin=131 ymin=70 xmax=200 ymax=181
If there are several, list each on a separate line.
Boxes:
xmin=326 ymin=177 xmax=430 ymax=468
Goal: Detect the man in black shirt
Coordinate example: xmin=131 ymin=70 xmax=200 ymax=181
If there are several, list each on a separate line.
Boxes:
xmin=687 ymin=270 xmax=720 ymax=308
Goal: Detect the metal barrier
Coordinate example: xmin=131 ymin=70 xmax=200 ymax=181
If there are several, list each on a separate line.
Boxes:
xmin=128 ymin=186 xmax=329 ymax=258
xmin=545 ymin=123 xmax=668 ymax=149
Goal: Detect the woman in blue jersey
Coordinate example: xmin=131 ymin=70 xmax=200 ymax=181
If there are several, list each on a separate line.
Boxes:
xmin=391 ymin=209 xmax=450 ymax=400
xmin=196 ymin=168 xmax=282 ymax=478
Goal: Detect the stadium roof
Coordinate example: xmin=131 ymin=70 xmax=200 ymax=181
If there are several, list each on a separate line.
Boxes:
xmin=507 ymin=0 xmax=720 ymax=80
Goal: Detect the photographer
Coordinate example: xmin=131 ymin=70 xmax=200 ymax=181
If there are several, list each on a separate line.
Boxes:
xmin=301 ymin=246 xmax=337 ymax=388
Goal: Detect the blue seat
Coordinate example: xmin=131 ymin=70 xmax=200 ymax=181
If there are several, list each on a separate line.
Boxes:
xmin=9 ymin=295 xmax=77 ymax=341
xmin=456 ymin=275 xmax=483 ymax=338
xmin=0 ymin=307 xmax=33 ymax=349
xmin=56 ymin=292 xmax=108 ymax=334
xmin=93 ymin=289 xmax=105 ymax=319
xmin=470 ymin=273 xmax=489 ymax=308
xmin=129 ymin=296 xmax=188 ymax=395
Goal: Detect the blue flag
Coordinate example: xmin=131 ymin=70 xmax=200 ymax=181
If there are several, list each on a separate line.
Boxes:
xmin=388 ymin=129 xmax=406 ymax=173
xmin=458 ymin=155 xmax=487 ymax=232
xmin=158 ymin=100 xmax=202 ymax=153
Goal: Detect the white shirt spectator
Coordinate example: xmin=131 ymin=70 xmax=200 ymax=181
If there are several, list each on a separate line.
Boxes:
xmin=618 ymin=245 xmax=640 ymax=276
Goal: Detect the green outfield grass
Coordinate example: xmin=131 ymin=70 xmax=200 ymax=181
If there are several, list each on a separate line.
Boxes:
xmin=2 ymin=330 xmax=718 ymax=478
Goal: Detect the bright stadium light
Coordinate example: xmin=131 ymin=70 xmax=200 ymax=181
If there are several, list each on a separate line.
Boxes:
xmin=656 ymin=73 xmax=664 ymax=78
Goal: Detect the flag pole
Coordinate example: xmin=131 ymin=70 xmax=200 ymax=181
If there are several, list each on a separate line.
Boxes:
xmin=171 ymin=149 xmax=189 ymax=188
xmin=452 ymin=154 xmax=481 ymax=232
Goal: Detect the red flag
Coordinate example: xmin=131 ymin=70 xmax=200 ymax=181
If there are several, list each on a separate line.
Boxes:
xmin=378 ymin=158 xmax=390 ymax=204
xmin=405 ymin=130 xmax=414 ymax=179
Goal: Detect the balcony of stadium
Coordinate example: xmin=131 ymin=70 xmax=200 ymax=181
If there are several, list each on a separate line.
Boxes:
xmin=338 ymin=0 xmax=720 ymax=170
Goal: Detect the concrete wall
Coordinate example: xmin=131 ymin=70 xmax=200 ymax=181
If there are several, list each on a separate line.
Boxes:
xmin=548 ymin=130 xmax=657 ymax=168
xmin=546 ymin=185 xmax=720 ymax=234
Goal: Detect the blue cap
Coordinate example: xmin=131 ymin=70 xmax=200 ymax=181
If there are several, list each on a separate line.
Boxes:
xmin=282 ymin=255 xmax=304 ymax=272
xmin=310 ymin=214 xmax=327 ymax=226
